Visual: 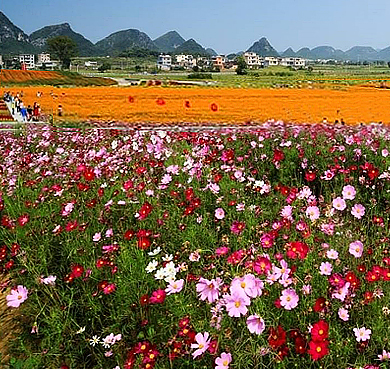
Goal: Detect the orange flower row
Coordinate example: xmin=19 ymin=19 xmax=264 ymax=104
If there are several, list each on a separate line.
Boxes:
xmin=2 ymin=85 xmax=390 ymax=125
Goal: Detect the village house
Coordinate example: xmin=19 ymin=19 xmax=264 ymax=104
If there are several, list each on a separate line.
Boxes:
xmin=175 ymin=54 xmax=197 ymax=69
xmin=19 ymin=54 xmax=35 ymax=69
xmin=243 ymin=52 xmax=265 ymax=68
xmin=84 ymin=61 xmax=98 ymax=69
xmin=35 ymin=53 xmax=59 ymax=70
xmin=157 ymin=54 xmax=172 ymax=70
xmin=212 ymin=55 xmax=227 ymax=70
xmin=280 ymin=57 xmax=306 ymax=68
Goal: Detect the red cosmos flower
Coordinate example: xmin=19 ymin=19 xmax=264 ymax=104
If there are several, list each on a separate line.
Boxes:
xmin=268 ymin=325 xmax=287 ymax=349
xmin=221 ymin=149 xmax=235 ymax=162
xmin=311 ymin=320 xmax=329 ymax=342
xmin=97 ymin=188 xmax=104 ymax=197
xmin=71 ymin=264 xmax=84 ymax=278
xmin=366 ymin=270 xmax=381 ymax=283
xmin=17 ymin=214 xmax=30 ymax=227
xmin=65 ymin=220 xmax=78 ymax=232
xmin=275 ymin=345 xmax=289 ymax=361
xmin=273 ymin=149 xmax=285 ymax=162
xmin=210 ymin=103 xmax=218 ymax=111
xmin=227 ymin=249 xmax=245 ymax=265
xmin=10 ymin=243 xmax=20 ymax=256
xmin=156 ymin=98 xmax=165 ymax=106
xmin=124 ymin=229 xmax=135 ymax=240
xmin=134 ymin=341 xmax=151 ymax=354
xmin=308 ymin=340 xmax=329 ymax=361
xmin=305 ymin=171 xmax=316 ymax=182
xmin=138 ymin=236 xmax=151 ymax=250
xmin=143 ymin=348 xmax=159 ymax=364
xmin=128 ymin=96 xmax=135 ymax=103
xmin=5 ymin=259 xmax=14 ymax=269
xmin=138 ymin=202 xmax=153 ymax=220
xmin=178 ymin=316 xmax=191 ymax=328
xmin=230 ymin=221 xmax=246 ymax=235
xmin=184 ymin=100 xmax=191 ymax=108
xmin=103 ymin=283 xmax=116 ymax=295
xmin=136 ymin=166 xmax=147 ymax=175
xmin=294 ymin=335 xmax=307 ymax=355
xmin=208 ymin=340 xmax=218 ymax=354
xmin=345 ymin=271 xmax=360 ymax=290
xmin=149 ymin=289 xmax=166 ymax=304
xmin=140 ymin=294 xmax=149 ymax=306
xmin=183 ymin=206 xmax=195 ymax=216
xmin=77 ymin=183 xmax=90 ymax=192
xmin=286 ymin=241 xmax=309 ymax=260
xmin=382 ymin=268 xmax=390 ymax=281
xmin=253 ymin=256 xmax=272 ymax=275
xmin=83 ymin=167 xmax=95 ymax=181
xmin=313 ymin=297 xmax=327 ymax=312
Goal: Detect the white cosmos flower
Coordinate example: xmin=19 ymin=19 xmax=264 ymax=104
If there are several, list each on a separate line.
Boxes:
xmin=146 ymin=260 xmax=158 ymax=273
xmin=148 ymin=247 xmax=161 ymax=256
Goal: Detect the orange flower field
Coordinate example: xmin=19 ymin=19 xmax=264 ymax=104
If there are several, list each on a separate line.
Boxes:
xmin=3 ymin=85 xmax=390 ymax=124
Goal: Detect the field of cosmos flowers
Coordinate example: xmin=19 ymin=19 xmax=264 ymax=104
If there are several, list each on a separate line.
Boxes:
xmin=1 ymin=121 xmax=390 ymax=369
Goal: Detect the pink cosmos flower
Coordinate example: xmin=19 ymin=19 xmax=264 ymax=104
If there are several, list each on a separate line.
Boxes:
xmin=191 ymin=332 xmax=211 ymax=358
xmin=332 ymin=197 xmax=346 ymax=211
xmin=281 ymin=205 xmax=293 ymax=220
xmin=351 ymin=204 xmax=365 ymax=219
xmin=319 ymin=262 xmax=333 ymax=276
xmin=378 ymin=349 xmax=390 ymax=361
xmin=165 ymin=279 xmax=184 ymax=295
xmin=246 ymin=314 xmax=265 ymax=335
xmin=40 ymin=275 xmax=57 ymax=285
xmin=215 ymin=208 xmax=225 ymax=220
xmin=349 ymin=241 xmax=363 ymax=258
xmin=231 ymin=274 xmax=256 ymax=298
xmin=332 ymin=282 xmax=350 ymax=301
xmin=93 ymin=232 xmax=102 ymax=242
xmin=338 ymin=307 xmax=349 ymax=321
xmin=353 ymin=327 xmax=372 ymax=342
xmin=225 ymin=292 xmax=251 ymax=317
xmin=326 ymin=249 xmax=339 ymax=260
xmin=6 ymin=285 xmax=28 ymax=308
xmin=215 ymin=352 xmax=232 ymax=369
xmin=196 ymin=277 xmax=222 ymax=303
xmin=342 ymin=185 xmax=356 ymax=200
xmin=279 ymin=288 xmax=299 ymax=310
xmin=306 ymin=206 xmax=320 ymax=221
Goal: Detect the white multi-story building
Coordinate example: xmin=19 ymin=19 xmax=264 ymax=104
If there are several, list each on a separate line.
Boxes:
xmin=84 ymin=61 xmax=98 ymax=69
xmin=19 ymin=54 xmax=35 ymax=69
xmin=264 ymin=56 xmax=279 ymax=67
xmin=175 ymin=54 xmax=197 ymax=69
xmin=157 ymin=54 xmax=172 ymax=70
xmin=37 ymin=53 xmax=51 ymax=64
xmin=280 ymin=57 xmax=306 ymax=68
xmin=243 ymin=52 xmax=264 ymax=68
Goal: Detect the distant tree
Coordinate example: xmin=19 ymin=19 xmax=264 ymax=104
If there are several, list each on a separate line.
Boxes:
xmin=98 ymin=63 xmax=111 ymax=73
xmin=134 ymin=65 xmax=142 ymax=73
xmin=236 ymin=56 xmax=247 ymax=75
xmin=388 ymin=61 xmax=390 ymax=68
xmin=47 ymin=36 xmax=78 ymax=70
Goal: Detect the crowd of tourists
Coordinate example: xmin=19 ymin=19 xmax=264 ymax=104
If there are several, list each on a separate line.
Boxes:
xmin=2 ymin=91 xmax=41 ymax=122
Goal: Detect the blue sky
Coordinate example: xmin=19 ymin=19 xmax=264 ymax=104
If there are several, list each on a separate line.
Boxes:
xmin=2 ymin=0 xmax=390 ymax=54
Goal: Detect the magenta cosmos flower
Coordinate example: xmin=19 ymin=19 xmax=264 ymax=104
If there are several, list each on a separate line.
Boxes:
xmin=191 ymin=332 xmax=211 ymax=358
xmin=215 ymin=352 xmax=232 ymax=369
xmin=351 ymin=204 xmax=365 ymax=219
xmin=6 ymin=285 xmax=28 ymax=308
xmin=349 ymin=240 xmax=363 ymax=258
xmin=196 ymin=277 xmax=222 ymax=303
xmin=230 ymin=221 xmax=246 ymax=235
xmin=246 ymin=314 xmax=265 ymax=335
xmin=280 ymin=288 xmax=299 ymax=310
xmin=342 ymin=185 xmax=356 ymax=200
xmin=215 ymin=208 xmax=225 ymax=220
xmin=332 ymin=197 xmax=346 ymax=211
xmin=353 ymin=327 xmax=371 ymax=342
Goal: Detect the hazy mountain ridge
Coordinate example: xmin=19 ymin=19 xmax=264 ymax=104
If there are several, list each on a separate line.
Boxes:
xmin=1 ymin=11 xmax=390 ymax=61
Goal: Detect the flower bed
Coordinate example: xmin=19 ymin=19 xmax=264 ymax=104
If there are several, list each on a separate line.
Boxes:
xmin=0 ymin=99 xmax=14 ymax=121
xmin=1 ymin=122 xmax=390 ymax=369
